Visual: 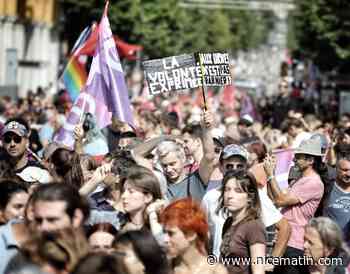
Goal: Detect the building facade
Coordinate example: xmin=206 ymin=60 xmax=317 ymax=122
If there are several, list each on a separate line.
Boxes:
xmin=0 ymin=0 xmax=60 ymax=98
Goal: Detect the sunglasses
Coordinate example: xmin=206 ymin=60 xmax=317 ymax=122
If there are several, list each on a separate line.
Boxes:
xmin=3 ymin=134 xmax=22 ymax=144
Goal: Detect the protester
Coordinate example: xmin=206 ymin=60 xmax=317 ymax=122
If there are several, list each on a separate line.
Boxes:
xmin=264 ymin=138 xmax=325 ymax=274
xmin=113 ymin=229 xmax=170 ymax=274
xmin=71 ymin=252 xmax=128 ymax=274
xmin=31 ymin=183 xmax=90 ymax=233
xmin=86 ymin=223 xmax=117 ymax=253
xmin=119 ymin=165 xmax=164 ymax=234
xmin=2 ymin=20 xmax=350 ymax=274
xmin=156 ymin=109 xmax=215 ymax=201
xmin=73 ymin=113 xmax=109 ymax=160
xmin=0 ymin=118 xmax=51 ymax=184
xmin=138 ymin=110 xmax=162 ymax=139
xmin=323 ymin=154 xmax=350 ymax=244
xmin=304 ymin=217 xmax=350 ymax=274
xmin=0 ymin=212 xmax=31 ymax=273
xmin=0 ymin=181 xmax=29 ymax=225
xmin=48 ymin=145 xmax=85 ymax=189
xmin=160 ymin=198 xmax=227 ymax=274
xmin=39 ymin=105 xmax=64 ymax=148
xmin=237 ymin=114 xmax=255 ymax=140
xmin=202 ymin=143 xmax=290 ymax=264
xmin=13 ymin=227 xmax=89 ymax=274
xmin=181 ymin=123 xmax=203 ymax=172
xmin=218 ymin=170 xmax=265 ymax=274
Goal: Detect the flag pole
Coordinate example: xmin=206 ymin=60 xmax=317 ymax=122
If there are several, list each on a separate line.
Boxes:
xmin=195 ymin=52 xmax=207 ymax=111
xmin=26 ymin=147 xmax=44 ymax=164
xmin=80 ymin=94 xmax=87 ymax=124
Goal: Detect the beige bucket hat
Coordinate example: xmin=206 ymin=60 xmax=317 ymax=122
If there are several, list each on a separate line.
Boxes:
xmin=294 ymin=138 xmax=323 ymax=157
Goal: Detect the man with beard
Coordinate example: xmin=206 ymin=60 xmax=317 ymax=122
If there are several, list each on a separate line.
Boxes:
xmin=264 ymin=138 xmax=324 ymax=274
xmin=0 ymin=118 xmax=51 ymax=184
xmin=323 ymin=155 xmax=350 ymax=245
xmin=0 ymin=183 xmax=90 ymax=273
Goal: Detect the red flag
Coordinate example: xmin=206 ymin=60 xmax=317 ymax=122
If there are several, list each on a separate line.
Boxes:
xmin=76 ymin=25 xmax=142 ymax=60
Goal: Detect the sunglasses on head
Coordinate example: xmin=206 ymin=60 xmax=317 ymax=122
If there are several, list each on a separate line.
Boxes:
xmin=3 ymin=134 xmax=22 ymax=144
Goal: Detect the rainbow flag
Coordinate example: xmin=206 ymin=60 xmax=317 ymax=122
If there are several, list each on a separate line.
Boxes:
xmin=61 ymin=25 xmax=96 ymax=102
xmin=62 ymin=57 xmax=87 ymax=102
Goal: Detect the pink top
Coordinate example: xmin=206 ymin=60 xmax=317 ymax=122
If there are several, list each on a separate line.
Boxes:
xmin=282 ymin=175 xmax=324 ymax=250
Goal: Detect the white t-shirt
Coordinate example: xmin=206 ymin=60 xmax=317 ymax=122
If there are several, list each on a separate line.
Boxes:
xmin=202 ymin=183 xmax=283 ymax=257
xmin=258 ymin=185 xmax=283 ymax=227
xmin=201 ymin=187 xmax=226 ymax=257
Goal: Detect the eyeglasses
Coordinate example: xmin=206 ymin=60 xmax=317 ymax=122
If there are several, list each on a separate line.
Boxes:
xmin=3 ymin=134 xmax=22 ymax=144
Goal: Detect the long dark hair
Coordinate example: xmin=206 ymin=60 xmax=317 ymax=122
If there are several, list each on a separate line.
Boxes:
xmin=113 ymin=230 xmax=170 ymax=274
xmin=217 ymin=170 xmax=261 ymax=224
xmin=50 ymin=148 xmax=84 ymax=189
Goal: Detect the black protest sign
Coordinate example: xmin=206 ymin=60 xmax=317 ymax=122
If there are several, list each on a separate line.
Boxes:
xmin=143 ymin=53 xmax=231 ymax=95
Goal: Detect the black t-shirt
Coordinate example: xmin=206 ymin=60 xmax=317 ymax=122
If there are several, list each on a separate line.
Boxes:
xmin=0 ymin=151 xmax=49 ymax=183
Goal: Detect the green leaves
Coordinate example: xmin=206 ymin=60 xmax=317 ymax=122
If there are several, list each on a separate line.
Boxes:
xmin=61 ymin=0 xmax=272 ymax=58
xmin=293 ymin=0 xmax=350 ymax=71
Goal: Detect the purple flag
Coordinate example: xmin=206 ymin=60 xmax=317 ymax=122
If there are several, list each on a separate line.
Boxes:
xmin=83 ymin=1 xmax=134 ymax=128
xmin=273 ymin=148 xmax=294 ymax=189
xmin=54 ymin=2 xmax=134 ymax=148
xmin=54 ymin=93 xmax=106 ymax=148
xmin=240 ymin=93 xmax=260 ymax=122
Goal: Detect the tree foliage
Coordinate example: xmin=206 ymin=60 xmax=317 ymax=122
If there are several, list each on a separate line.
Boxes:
xmin=61 ymin=0 xmax=272 ymax=58
xmin=292 ymin=0 xmax=350 ymax=72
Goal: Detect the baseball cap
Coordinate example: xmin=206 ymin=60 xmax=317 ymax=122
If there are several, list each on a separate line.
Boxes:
xmin=2 ymin=121 xmax=29 ymax=137
xmin=220 ymin=144 xmax=249 ymax=162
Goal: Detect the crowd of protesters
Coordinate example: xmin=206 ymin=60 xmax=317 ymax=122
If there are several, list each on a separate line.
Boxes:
xmin=0 ymin=71 xmax=349 ymax=274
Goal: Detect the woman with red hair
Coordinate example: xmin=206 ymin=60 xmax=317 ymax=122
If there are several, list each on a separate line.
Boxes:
xmin=160 ymin=198 xmax=227 ymax=274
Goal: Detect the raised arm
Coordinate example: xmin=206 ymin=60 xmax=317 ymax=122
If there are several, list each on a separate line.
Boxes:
xmin=131 ymin=135 xmax=175 ymax=170
xmin=263 ymin=155 xmax=299 ymax=208
xmin=198 ymin=109 xmax=215 ymax=185
xmin=73 ymin=123 xmax=84 ymax=155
